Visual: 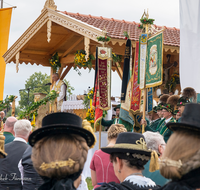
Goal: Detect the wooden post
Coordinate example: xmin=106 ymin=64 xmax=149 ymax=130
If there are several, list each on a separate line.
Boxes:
xmin=99 ymin=120 xmax=102 ymax=149
xmin=142 ymin=89 xmax=147 ymax=133
xmin=11 ymin=96 xmax=17 ymax=116
xmin=54 ymin=97 xmax=57 ymax=113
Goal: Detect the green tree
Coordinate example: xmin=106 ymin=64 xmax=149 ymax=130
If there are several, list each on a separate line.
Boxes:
xmin=19 ymin=72 xmax=75 ymax=109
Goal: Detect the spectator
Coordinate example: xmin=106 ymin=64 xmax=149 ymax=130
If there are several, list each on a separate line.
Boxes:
xmin=90 ymin=124 xmax=127 ymax=189
xmin=143 ymin=131 xmax=169 ymax=186
xmin=3 ymin=116 xmax=17 ymax=144
xmin=18 ymin=146 xmax=44 ymax=190
xmin=96 ymin=132 xmax=159 ymax=190
xmin=0 ymin=119 xmax=31 ymax=190
xmin=159 ymin=103 xmax=200 ymax=190
xmin=29 ymin=112 xmax=95 ymax=190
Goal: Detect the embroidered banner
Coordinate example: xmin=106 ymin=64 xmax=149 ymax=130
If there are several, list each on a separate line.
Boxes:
xmin=98 ymin=47 xmax=111 ymax=110
xmin=130 ymin=41 xmax=141 ymax=115
xmin=138 ymin=34 xmax=148 ymax=90
xmin=145 ymin=32 xmax=163 ymax=88
xmin=147 ymin=87 xmax=153 ymax=113
xmin=121 ymin=39 xmax=132 ymax=103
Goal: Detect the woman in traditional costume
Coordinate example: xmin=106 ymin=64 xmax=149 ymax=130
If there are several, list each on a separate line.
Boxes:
xmin=90 ymin=124 xmax=127 ymax=189
xmin=159 ymin=103 xmax=200 ymax=190
xmin=28 ymin=112 xmax=96 ymax=190
xmin=96 ymin=132 xmax=160 ymax=190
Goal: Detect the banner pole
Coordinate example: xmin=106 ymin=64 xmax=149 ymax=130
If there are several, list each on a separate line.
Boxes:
xmin=99 ymin=120 xmax=102 ymax=149
xmin=142 ymin=88 xmax=147 ymax=133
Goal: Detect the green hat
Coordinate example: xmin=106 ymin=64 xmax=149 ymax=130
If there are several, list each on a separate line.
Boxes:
xmin=177 ymin=96 xmax=190 ymax=106
xmin=157 ymin=103 xmax=164 ymax=111
xmin=153 ymin=106 xmax=157 ymax=113
xmin=114 ymin=104 xmax=120 ymax=111
xmin=173 ymin=109 xmax=179 ymax=115
xmin=162 ymin=104 xmax=174 ymax=113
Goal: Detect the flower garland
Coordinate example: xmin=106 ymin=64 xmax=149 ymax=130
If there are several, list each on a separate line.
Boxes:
xmin=112 ymin=53 xmax=122 ymax=64
xmin=123 ymin=31 xmax=129 ymax=40
xmin=49 ymin=52 xmax=61 ymax=72
xmin=74 ymin=50 xmax=95 ymax=75
xmin=138 ymin=17 xmax=155 ymax=29
xmin=0 ymin=95 xmax=16 ymax=110
xmin=166 ymin=73 xmax=180 ymax=93
xmin=18 ymin=90 xmax=59 ymax=119
xmin=97 ymin=36 xmax=111 ymax=42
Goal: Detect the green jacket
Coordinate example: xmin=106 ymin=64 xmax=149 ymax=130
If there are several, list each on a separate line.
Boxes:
xmin=4 ymin=132 xmax=15 ymax=144
xmin=159 ymin=117 xmax=176 ymax=143
xmin=145 ymin=118 xmax=161 ymax=132
xmin=102 ymin=118 xmax=133 ymax=132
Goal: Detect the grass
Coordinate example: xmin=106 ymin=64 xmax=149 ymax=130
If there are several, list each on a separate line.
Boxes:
xmin=86 ymin=177 xmax=93 ymax=190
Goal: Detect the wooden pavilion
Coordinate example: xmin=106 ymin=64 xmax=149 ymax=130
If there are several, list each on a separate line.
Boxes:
xmin=3 ymin=0 xmax=180 ymax=96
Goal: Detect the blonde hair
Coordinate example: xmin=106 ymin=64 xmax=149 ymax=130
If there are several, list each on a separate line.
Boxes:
xmin=160 ymin=130 xmax=200 ymax=180
xmin=32 ymin=134 xmax=88 ymax=179
xmin=107 ymin=124 xmax=127 ymax=141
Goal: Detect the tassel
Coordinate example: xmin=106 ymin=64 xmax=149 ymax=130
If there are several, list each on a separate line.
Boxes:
xmin=149 ymin=150 xmax=159 ymax=172
xmin=0 ymin=130 xmax=7 ymax=158
xmin=82 ymin=120 xmax=97 ymax=148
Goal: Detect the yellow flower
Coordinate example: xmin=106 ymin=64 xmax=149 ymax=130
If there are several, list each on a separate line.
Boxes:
xmin=90 ymin=120 xmax=94 ymax=123
xmin=90 ymin=109 xmax=94 ymax=113
xmin=91 ymin=114 xmax=94 ymax=118
xmin=86 ymin=112 xmax=90 ymax=117
xmin=91 ymin=90 xmax=93 ymax=94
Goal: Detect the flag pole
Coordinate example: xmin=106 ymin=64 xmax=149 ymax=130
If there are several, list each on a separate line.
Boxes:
xmin=99 ymin=120 xmax=102 ymax=149
xmin=142 ymin=13 xmax=149 ymax=134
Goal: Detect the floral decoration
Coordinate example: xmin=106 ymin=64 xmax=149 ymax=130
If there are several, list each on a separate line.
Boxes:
xmin=97 ymin=36 xmax=111 ymax=42
xmin=138 ymin=17 xmax=155 ymax=30
xmin=123 ymin=31 xmax=129 ymax=40
xmin=74 ymin=50 xmax=95 ymax=75
xmin=18 ymin=90 xmax=59 ymax=120
xmin=0 ymin=95 xmax=16 ymax=110
xmin=112 ymin=53 xmax=122 ymax=64
xmin=166 ymin=73 xmax=180 ymax=93
xmin=49 ymin=52 xmax=61 ymax=72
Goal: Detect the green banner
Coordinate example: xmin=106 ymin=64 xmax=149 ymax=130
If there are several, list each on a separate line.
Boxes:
xmin=145 ymin=32 xmax=163 ymax=88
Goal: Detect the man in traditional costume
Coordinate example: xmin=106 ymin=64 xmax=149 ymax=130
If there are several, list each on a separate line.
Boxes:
xmin=101 ymin=105 xmax=133 ymax=131
xmin=145 ymin=106 xmax=161 ymax=132
xmin=52 ymin=73 xmax=67 ymax=112
xmin=177 ymin=87 xmax=196 ymax=122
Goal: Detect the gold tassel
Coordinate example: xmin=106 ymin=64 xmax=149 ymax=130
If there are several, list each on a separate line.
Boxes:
xmin=149 ymin=150 xmax=159 ymax=172
xmin=0 ymin=130 xmax=7 ymax=158
xmin=82 ymin=120 xmax=97 ymax=148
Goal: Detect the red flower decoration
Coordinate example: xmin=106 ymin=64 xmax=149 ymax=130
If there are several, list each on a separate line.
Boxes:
xmin=180 ymin=102 xmax=182 ymax=104
xmin=125 ymin=37 xmax=127 ymax=40
xmin=139 ymin=25 xmax=141 ymax=27
xmin=166 ymin=106 xmax=169 ymax=108
xmin=144 ymin=19 xmax=146 ymax=22
xmin=105 ymin=36 xmax=107 ymax=39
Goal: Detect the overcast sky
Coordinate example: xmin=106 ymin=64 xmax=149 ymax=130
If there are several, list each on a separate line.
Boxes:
xmin=3 ymin=0 xmax=179 ymax=102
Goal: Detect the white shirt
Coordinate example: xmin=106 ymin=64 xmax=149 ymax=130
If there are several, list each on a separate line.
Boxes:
xmin=52 ymin=79 xmax=66 ymax=102
xmin=124 ymin=175 xmax=156 ymax=187
xmin=165 ymin=116 xmax=173 ymax=124
xmin=77 ymin=174 xmax=88 ymax=190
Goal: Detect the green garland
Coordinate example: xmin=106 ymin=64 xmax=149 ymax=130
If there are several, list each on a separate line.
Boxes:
xmin=0 ymin=95 xmax=16 ymax=110
xmin=97 ymin=36 xmax=111 ymax=42
xmin=123 ymin=31 xmax=129 ymax=40
xmin=18 ymin=90 xmax=59 ymax=119
xmin=49 ymin=52 xmax=61 ymax=72
xmin=138 ymin=17 xmax=155 ymax=29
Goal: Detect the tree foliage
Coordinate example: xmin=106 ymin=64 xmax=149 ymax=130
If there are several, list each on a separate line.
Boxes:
xmin=19 ymin=72 xmax=75 ymax=109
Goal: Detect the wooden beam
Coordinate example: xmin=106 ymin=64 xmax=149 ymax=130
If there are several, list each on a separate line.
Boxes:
xmin=115 ymin=62 xmax=123 ymax=79
xmin=60 ymin=63 xmax=74 ymax=80
xmin=48 ymin=33 xmax=75 ymax=55
xmin=22 ymin=50 xmax=48 ymax=55
xmin=60 ymin=54 xmax=75 ymax=64
xmin=61 ymin=37 xmax=83 ymax=58
xmin=57 ymin=64 xmax=65 ymax=78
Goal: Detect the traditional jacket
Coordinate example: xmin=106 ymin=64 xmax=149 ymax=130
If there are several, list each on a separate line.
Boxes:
xmin=158 ymin=167 xmax=200 ymax=190
xmin=158 ymin=117 xmax=176 ymax=143
xmin=52 ymin=80 xmax=67 ymax=111
xmin=145 ymin=118 xmax=161 ymax=132
xmin=102 ymin=118 xmax=133 ymax=132
xmin=3 ymin=131 xmax=15 ymax=144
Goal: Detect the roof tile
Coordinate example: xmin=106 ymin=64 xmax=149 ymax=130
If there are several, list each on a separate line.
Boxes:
xmin=61 ymin=11 xmax=180 ymax=47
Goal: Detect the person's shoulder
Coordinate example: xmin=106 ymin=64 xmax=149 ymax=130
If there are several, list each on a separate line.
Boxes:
xmin=157 ymin=181 xmax=191 ymax=190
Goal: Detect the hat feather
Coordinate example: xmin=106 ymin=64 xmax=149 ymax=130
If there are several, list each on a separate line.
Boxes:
xmin=182 ymin=87 xmax=197 ymax=102
xmin=167 ymin=95 xmax=180 ymax=106
xmin=159 ymin=94 xmax=170 ymax=104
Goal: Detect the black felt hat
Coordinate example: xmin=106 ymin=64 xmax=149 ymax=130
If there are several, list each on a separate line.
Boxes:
xmin=28 ymin=112 xmax=95 ymax=147
xmin=101 ymin=132 xmax=151 ymax=156
xmin=177 ymin=96 xmax=190 ymax=106
xmin=114 ymin=104 xmax=120 ymax=111
xmin=167 ymin=103 xmax=200 ymax=133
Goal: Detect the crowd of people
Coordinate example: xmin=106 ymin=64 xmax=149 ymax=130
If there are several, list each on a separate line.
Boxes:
xmin=0 ymin=87 xmax=199 ymax=190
